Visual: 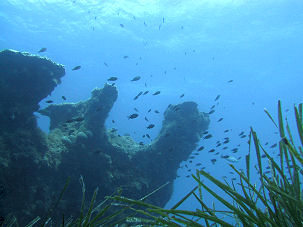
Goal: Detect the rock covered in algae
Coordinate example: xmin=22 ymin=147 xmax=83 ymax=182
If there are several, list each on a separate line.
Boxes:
xmin=0 ymin=49 xmax=210 ymax=225
xmin=0 ymin=49 xmax=65 ymax=224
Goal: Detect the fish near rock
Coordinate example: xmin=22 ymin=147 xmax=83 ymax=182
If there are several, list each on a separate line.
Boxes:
xmin=107 ymin=76 xmax=118 ymax=81
xmin=147 ymin=124 xmax=155 ymax=129
xmin=72 ymin=65 xmax=81 ymax=70
xmin=131 ymin=76 xmax=141 ymax=81
xmin=38 ymin=47 xmax=47 ymax=53
xmin=128 ymin=113 xmax=139 ymax=119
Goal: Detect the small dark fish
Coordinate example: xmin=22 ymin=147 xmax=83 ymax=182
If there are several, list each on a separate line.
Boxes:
xmin=163 ymin=17 xmax=165 ymax=23
xmin=215 ymin=95 xmax=220 ymax=101
xmin=261 ymin=154 xmax=266 ymax=158
xmin=143 ymin=91 xmax=149 ymax=95
xmin=222 ymin=146 xmax=228 ymax=150
xmin=134 ymin=108 xmax=139 ymax=112
xmin=240 ymin=135 xmax=247 ymax=138
xmin=227 ymin=80 xmax=233 ymax=83
xmin=231 ymin=178 xmax=237 ymax=181
xmin=211 ymin=159 xmax=217 ymax=164
xmin=265 ymin=142 xmax=269 ymax=145
xmin=123 ymin=55 xmax=129 ymax=59
xmin=139 ymin=142 xmax=144 ymax=145
xmin=224 ymin=129 xmax=229 ymax=133
xmin=232 ymin=148 xmax=238 ymax=153
xmin=239 ymin=131 xmax=245 ymax=136
xmin=285 ymin=109 xmax=289 ymax=112
xmin=208 ymin=149 xmax=215 ymax=153
xmin=131 ymin=76 xmax=141 ymax=81
xmin=215 ymin=152 xmax=220 ymax=155
xmin=153 ymin=91 xmax=161 ymax=95
xmin=221 ymin=155 xmax=229 ymax=159
xmin=197 ymin=146 xmax=204 ymax=151
xmin=147 ymin=124 xmax=155 ymax=129
xmin=134 ymin=91 xmax=143 ymax=100
xmin=204 ymin=134 xmax=212 ymax=139
xmin=112 ymin=120 xmax=115 ymax=123
xmin=270 ymin=143 xmax=277 ymax=148
xmin=38 ymin=47 xmax=47 ymax=53
xmin=223 ymin=140 xmax=230 ymax=144
xmin=144 ymin=117 xmax=149 ymax=122
xmin=146 ymin=134 xmax=150 ymax=139
xmin=179 ymin=94 xmax=184 ymax=98
xmin=208 ymin=110 xmax=215 ymax=114
xmin=46 ymin=100 xmax=53 ymax=103
xmin=196 ymin=163 xmax=202 ymax=166
xmin=203 ymin=131 xmax=209 ymax=135
xmin=154 ymin=110 xmax=160 ymax=114
xmin=148 ymin=109 xmax=151 ymax=113
xmin=211 ymin=105 xmax=215 ymax=109
xmin=216 ymin=143 xmax=222 ymax=147
xmin=104 ymin=62 xmax=108 ymax=67
xmin=72 ymin=65 xmax=81 ymax=70
xmin=186 ymin=175 xmax=190 ymax=178
xmin=217 ymin=118 xmax=223 ymax=122
xmin=142 ymin=135 xmax=145 ymax=138
xmin=128 ymin=113 xmax=139 ymax=119
xmin=107 ymin=76 xmax=118 ymax=81
xmin=62 ymin=96 xmax=66 ymax=100
xmin=120 ymin=24 xmax=124 ymax=28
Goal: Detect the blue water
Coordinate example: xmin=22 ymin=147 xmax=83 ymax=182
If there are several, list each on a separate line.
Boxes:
xmin=1 ymin=0 xmax=302 ymax=222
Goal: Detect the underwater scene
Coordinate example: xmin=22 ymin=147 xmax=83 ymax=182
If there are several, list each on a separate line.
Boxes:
xmin=0 ymin=0 xmax=303 ymax=226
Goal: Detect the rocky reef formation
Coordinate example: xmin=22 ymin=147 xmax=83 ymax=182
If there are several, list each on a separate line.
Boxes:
xmin=0 ymin=49 xmax=210 ymax=225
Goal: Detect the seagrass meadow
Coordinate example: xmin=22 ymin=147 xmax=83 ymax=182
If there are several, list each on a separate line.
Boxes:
xmin=2 ymin=101 xmax=302 ymax=226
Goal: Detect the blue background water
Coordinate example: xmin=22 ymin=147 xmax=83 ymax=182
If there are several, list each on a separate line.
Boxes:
xmin=1 ymin=0 xmax=302 ymax=221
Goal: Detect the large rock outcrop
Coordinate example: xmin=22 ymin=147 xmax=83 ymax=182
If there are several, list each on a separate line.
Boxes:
xmin=0 ymin=49 xmax=210 ymax=225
